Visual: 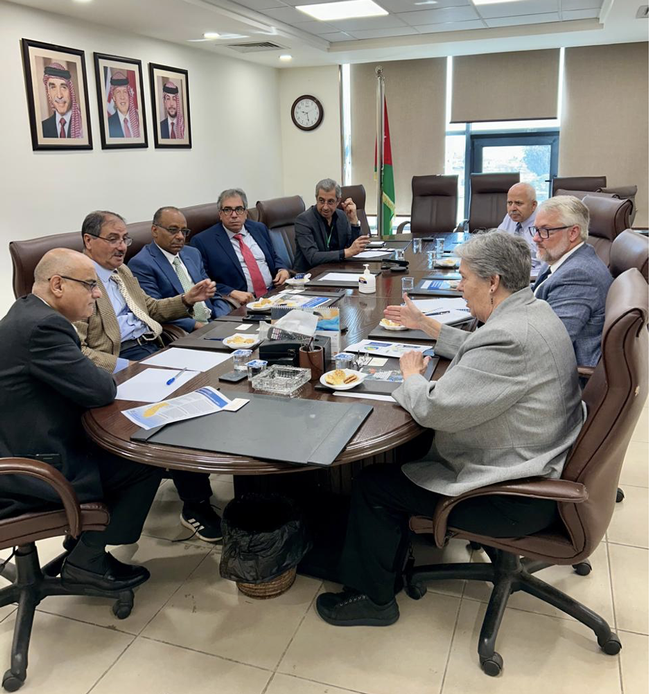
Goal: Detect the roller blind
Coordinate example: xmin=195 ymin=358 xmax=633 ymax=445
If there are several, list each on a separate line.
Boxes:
xmin=350 ymin=58 xmax=446 ymax=216
xmin=451 ymin=49 xmax=560 ymax=123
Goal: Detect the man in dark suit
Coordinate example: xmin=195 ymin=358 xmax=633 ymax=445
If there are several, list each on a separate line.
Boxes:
xmin=293 ymin=178 xmax=370 ymax=273
xmin=40 ymin=63 xmax=82 ymax=139
xmin=191 ymin=188 xmax=290 ymax=305
xmin=532 ymin=195 xmax=613 ymax=367
xmin=0 ymin=248 xmax=161 ymax=591
xmin=129 ymin=207 xmax=233 ymax=332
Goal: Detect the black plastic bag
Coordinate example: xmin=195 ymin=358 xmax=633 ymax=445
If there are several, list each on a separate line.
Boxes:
xmin=219 ymin=493 xmax=312 ymax=584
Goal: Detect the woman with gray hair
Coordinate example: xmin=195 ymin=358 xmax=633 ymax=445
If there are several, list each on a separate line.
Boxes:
xmin=317 ymin=231 xmax=585 ymax=628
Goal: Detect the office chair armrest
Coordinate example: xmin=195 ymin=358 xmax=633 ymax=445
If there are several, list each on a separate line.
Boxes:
xmin=0 ymin=458 xmax=82 ymax=537
xmin=410 ymin=477 xmax=588 ymax=548
xmin=161 ymin=323 xmax=187 ymax=343
xmin=577 ymin=365 xmax=595 ymax=379
xmin=396 ymin=220 xmax=411 ymax=233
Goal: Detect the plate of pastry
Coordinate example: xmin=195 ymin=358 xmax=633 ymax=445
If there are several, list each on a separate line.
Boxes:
xmin=433 ymin=257 xmax=460 ymax=268
xmin=320 ymin=368 xmax=367 ymax=391
xmin=223 ymin=334 xmax=261 ymax=350
xmin=246 ymin=298 xmax=275 ymax=312
xmin=380 ymin=318 xmax=408 ymax=332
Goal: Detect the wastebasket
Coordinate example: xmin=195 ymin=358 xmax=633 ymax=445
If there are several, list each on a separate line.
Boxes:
xmin=219 ymin=493 xmax=312 ymax=599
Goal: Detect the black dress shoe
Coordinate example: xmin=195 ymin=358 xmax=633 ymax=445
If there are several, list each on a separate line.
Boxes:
xmin=61 ymin=554 xmax=150 ymax=592
xmin=316 ymin=591 xmax=399 ymax=627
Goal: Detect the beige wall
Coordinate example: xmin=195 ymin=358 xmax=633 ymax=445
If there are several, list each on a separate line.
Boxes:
xmin=560 ymin=42 xmax=649 ymax=226
xmin=278 ymin=66 xmax=342 ymax=208
xmin=351 ymin=59 xmax=447 ymax=216
xmin=0 ymin=1 xmax=283 ymax=316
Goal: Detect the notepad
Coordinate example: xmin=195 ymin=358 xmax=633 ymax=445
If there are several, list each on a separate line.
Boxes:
xmin=142 ymin=348 xmax=232 ymax=372
xmin=116 ymin=368 xmax=199 ymax=403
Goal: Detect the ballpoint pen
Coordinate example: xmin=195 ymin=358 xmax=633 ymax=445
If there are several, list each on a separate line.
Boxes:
xmin=425 ymin=310 xmax=450 ymax=316
xmin=166 ymin=367 xmax=188 ymax=386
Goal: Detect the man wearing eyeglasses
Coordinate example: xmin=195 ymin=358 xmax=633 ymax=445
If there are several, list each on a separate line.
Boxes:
xmin=191 ymin=188 xmax=290 ymax=304
xmin=530 ymin=196 xmax=612 ymax=367
xmin=0 ymin=248 xmax=161 ymax=592
xmin=129 ymin=206 xmax=233 ymax=332
xmin=293 ymin=178 xmax=370 ymax=273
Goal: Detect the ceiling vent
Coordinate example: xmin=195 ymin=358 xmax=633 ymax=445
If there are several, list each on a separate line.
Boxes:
xmin=636 ymin=5 xmax=649 ymax=18
xmin=226 ymin=41 xmax=285 ymax=52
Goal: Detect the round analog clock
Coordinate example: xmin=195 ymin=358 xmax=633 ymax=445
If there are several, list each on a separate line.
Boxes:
xmin=291 ymin=95 xmax=324 ymax=131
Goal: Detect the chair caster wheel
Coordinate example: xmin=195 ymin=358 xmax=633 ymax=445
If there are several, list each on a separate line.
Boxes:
xmin=2 ymin=670 xmax=25 ymax=692
xmin=468 ymin=542 xmax=482 ymax=551
xmin=112 ymin=597 xmax=133 ymax=620
xmin=405 ymin=583 xmax=427 ymax=600
xmin=599 ymin=634 xmax=622 ymax=655
xmin=572 ymin=560 xmax=592 ymax=576
xmin=616 ymin=488 xmax=625 ymax=503
xmin=480 ymin=652 xmax=503 ymax=677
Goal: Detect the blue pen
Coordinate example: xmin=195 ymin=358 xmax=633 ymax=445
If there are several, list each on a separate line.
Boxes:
xmin=166 ymin=367 xmax=188 ymax=386
xmin=425 ymin=310 xmax=450 ymax=316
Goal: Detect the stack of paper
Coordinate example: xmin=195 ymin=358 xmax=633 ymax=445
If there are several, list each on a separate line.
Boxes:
xmin=410 ymin=298 xmax=472 ymax=325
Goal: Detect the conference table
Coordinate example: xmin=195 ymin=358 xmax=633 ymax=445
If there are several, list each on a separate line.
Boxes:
xmin=82 ymin=234 xmax=465 ymax=480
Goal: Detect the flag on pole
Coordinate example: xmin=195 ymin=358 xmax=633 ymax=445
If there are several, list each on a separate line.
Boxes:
xmin=374 ymin=97 xmax=395 ymax=235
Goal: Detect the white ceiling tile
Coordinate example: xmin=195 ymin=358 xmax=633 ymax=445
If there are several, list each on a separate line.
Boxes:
xmin=484 ymin=12 xmax=561 ymax=27
xmin=476 ymin=0 xmax=559 ymax=19
xmin=397 ymin=5 xmax=479 ymax=25
xmin=261 ymin=5 xmax=317 ymax=22
xmin=561 ymin=8 xmax=600 ymax=19
xmin=280 ymin=0 xmax=334 ymax=5
xmin=414 ymin=18 xmax=485 ymax=31
xmin=289 ymin=19 xmax=344 ymax=33
xmin=348 ymin=25 xmax=419 ymax=37
xmin=375 ymin=0 xmax=470 ymax=10
xmin=320 ymin=30 xmax=356 ymax=40
xmin=232 ymin=0 xmax=289 ymax=10
xmin=326 ymin=14 xmax=410 ymax=30
xmin=560 ymin=0 xmax=602 ymax=9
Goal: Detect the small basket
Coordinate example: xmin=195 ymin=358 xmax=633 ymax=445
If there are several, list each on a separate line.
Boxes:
xmin=236 ymin=567 xmax=297 ymax=600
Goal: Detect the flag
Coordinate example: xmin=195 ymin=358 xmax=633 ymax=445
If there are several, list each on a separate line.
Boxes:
xmin=374 ymin=97 xmax=395 ymax=236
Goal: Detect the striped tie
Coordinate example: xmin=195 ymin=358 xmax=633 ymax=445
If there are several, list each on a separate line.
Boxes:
xmin=110 ymin=273 xmax=163 ymax=338
xmin=172 ymin=257 xmax=211 ymax=323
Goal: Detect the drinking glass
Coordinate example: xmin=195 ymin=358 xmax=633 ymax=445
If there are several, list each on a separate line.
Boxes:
xmin=401 ymin=276 xmax=414 ymax=294
xmin=232 ymin=349 xmax=253 ymax=372
xmin=412 ymin=238 xmax=422 ymax=253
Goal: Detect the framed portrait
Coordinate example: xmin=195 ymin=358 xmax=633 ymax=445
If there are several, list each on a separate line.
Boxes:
xmin=94 ymin=53 xmax=148 ymax=149
xmin=149 ymin=62 xmax=192 ymax=149
xmin=21 ymin=38 xmax=92 ymax=151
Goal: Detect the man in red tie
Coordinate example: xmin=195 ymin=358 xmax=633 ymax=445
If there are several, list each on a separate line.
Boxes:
xmin=107 ymin=71 xmax=141 ymax=139
xmin=192 ymin=189 xmax=291 ymax=305
xmin=40 ymin=62 xmax=84 ymax=139
xmin=159 ymin=80 xmax=184 ymax=140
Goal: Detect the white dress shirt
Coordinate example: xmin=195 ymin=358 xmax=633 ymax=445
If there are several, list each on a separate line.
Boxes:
xmin=498 ymin=211 xmax=540 ymax=264
xmin=54 ymin=110 xmax=72 ymax=138
xmin=225 ymin=227 xmax=273 ymax=293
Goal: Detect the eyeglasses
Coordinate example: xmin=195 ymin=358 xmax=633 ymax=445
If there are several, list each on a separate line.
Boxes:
xmin=528 ymin=225 xmax=570 ymax=239
xmin=221 ymin=206 xmax=246 ymax=216
xmin=317 ymin=197 xmax=339 ymax=207
xmin=86 ymin=233 xmax=133 ymax=247
xmin=155 ymin=224 xmax=191 ymax=237
xmin=50 ymin=275 xmax=99 ymax=291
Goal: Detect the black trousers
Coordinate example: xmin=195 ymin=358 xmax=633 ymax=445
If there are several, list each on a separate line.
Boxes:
xmin=339 ymin=464 xmax=559 ymax=605
xmin=120 ymin=341 xmax=214 ymax=506
xmin=82 ymin=449 xmax=162 ymax=548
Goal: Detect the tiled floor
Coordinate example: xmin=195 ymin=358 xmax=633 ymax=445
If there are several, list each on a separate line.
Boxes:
xmin=0 ymin=406 xmax=648 ymax=694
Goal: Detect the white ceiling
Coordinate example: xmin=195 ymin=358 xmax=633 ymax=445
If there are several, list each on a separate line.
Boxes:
xmin=6 ymin=0 xmax=648 ymax=67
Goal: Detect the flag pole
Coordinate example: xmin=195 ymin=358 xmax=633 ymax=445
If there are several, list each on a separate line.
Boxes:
xmin=375 ymin=66 xmax=384 ymax=238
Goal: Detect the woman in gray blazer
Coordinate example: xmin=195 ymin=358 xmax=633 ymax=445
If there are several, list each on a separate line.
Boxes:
xmin=317 ymin=231 xmax=585 ymax=628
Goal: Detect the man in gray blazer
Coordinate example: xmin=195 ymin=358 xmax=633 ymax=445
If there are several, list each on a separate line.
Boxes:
xmin=293 ymin=178 xmax=370 ymax=272
xmin=532 ymin=196 xmax=612 ymax=367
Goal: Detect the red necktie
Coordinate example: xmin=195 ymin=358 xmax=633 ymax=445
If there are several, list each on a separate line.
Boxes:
xmin=171 ymin=122 xmax=176 ymax=139
xmin=123 ymin=118 xmax=132 ymax=138
xmin=233 ymin=233 xmax=267 ymax=298
xmin=59 ymin=118 xmax=66 ymax=138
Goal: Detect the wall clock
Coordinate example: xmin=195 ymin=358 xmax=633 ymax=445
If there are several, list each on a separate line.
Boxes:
xmin=291 ymin=94 xmax=324 ymax=131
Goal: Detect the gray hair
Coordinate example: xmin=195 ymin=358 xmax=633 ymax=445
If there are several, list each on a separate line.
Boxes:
xmin=81 ymin=210 xmax=125 ymax=240
xmin=152 ymin=206 xmax=183 ymax=226
xmin=217 ymin=188 xmax=248 ymax=209
xmin=537 ymin=195 xmax=590 ymax=241
xmin=457 ymin=230 xmax=531 ymax=293
xmin=315 ymin=178 xmax=341 ymax=199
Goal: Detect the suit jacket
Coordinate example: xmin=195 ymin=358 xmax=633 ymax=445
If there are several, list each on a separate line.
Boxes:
xmin=41 ymin=113 xmax=69 ymax=138
xmin=73 ymin=263 xmax=188 ymax=372
xmin=293 ymin=206 xmax=362 ymax=272
xmin=160 ymin=119 xmax=169 ymax=138
xmin=191 ymin=220 xmax=288 ymax=296
xmin=393 ymin=288 xmax=585 ymax=497
xmin=108 ymin=110 xmax=125 ymax=138
xmin=0 ymin=295 xmax=117 ymax=519
xmin=129 ymin=242 xmax=232 ymax=332
xmin=534 ymin=243 xmax=613 ymax=367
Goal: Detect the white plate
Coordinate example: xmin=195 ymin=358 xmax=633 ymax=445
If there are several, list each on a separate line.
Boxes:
xmin=434 ymin=258 xmax=460 ymax=268
xmin=222 ymin=334 xmax=261 ymax=350
xmin=380 ymin=319 xmax=408 ymax=332
xmin=285 ymin=275 xmax=310 ymax=286
xmin=246 ymin=299 xmax=275 ymax=312
xmin=320 ymin=369 xmax=367 ymax=391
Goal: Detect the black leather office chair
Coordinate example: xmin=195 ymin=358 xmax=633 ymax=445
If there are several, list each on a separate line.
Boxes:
xmin=396 ymin=175 xmax=458 ymax=236
xmin=468 ymin=173 xmax=520 ymax=232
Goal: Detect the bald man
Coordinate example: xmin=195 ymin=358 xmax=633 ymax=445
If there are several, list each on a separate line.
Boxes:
xmin=499 ymin=182 xmax=539 ymax=265
xmin=0 ymin=249 xmax=161 ymax=592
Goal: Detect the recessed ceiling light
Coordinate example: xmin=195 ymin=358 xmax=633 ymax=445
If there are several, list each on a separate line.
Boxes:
xmin=472 ymin=0 xmax=523 ymax=5
xmin=279 ymin=54 xmax=293 ymax=61
xmin=414 ymin=0 xmax=437 ymax=4
xmin=296 ymin=0 xmax=388 ymax=22
xmin=72 ymin=0 xmax=93 ymax=3
xmin=203 ymin=32 xmax=221 ymax=39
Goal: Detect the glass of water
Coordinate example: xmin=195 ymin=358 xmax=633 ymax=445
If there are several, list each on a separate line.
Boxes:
xmin=232 ymin=349 xmax=253 ymax=372
xmin=412 ymin=237 xmax=422 ymax=253
xmin=401 ymin=276 xmax=414 ymax=295
xmin=434 ymin=238 xmax=445 ymax=257
xmin=394 ymin=248 xmax=405 ymax=261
